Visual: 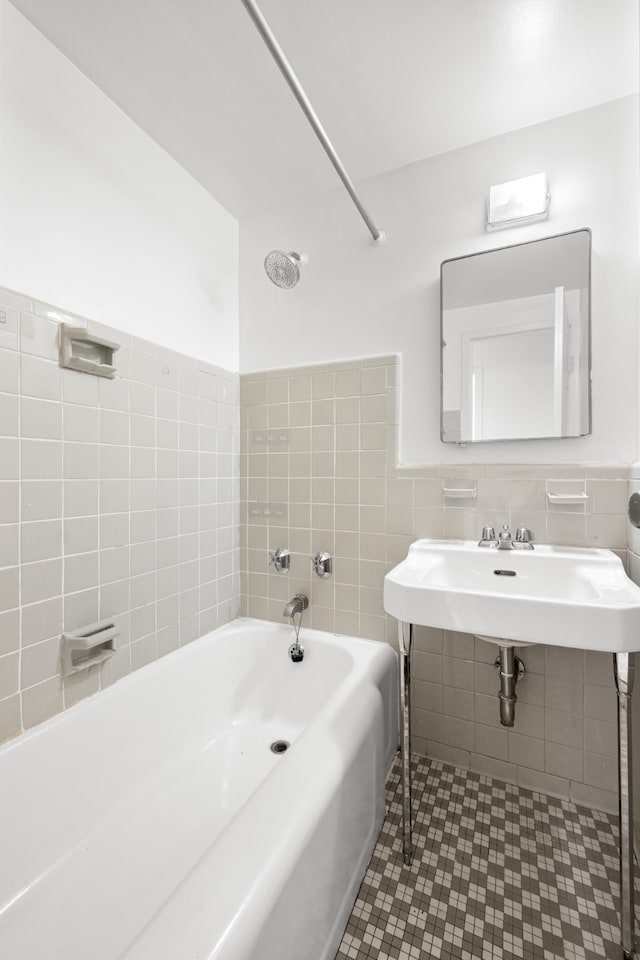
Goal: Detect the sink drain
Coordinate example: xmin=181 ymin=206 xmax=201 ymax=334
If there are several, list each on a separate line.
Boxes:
xmin=270 ymin=740 xmax=290 ymax=754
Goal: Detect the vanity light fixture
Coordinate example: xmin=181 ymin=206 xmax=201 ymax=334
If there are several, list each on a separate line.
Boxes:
xmin=486 ymin=172 xmax=550 ymax=231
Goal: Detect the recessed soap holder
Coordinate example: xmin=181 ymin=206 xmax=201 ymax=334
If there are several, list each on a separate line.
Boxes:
xmin=547 ymin=492 xmax=589 ymax=505
xmin=59 ymin=323 xmax=119 ymax=378
xmin=61 ymin=619 xmax=119 ymax=676
xmin=442 ymin=483 xmax=477 ymax=500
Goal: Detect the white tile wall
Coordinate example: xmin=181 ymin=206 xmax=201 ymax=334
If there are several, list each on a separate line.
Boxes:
xmin=241 ymin=355 xmax=630 ymax=814
xmin=0 ymin=286 xmax=240 ymax=743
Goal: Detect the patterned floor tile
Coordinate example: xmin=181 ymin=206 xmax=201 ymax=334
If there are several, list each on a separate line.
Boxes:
xmin=335 ymin=755 xmax=640 ymax=960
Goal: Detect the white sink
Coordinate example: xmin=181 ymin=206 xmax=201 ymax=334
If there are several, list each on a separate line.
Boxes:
xmin=383 ymin=538 xmax=640 ymax=652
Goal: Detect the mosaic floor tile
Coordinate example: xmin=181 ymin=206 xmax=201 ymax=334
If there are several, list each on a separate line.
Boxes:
xmin=335 ymin=755 xmax=640 ymax=960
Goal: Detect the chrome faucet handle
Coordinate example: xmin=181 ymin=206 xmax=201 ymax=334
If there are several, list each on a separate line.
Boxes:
xmin=269 ymin=547 xmax=291 ymax=574
xmin=514 ymin=527 xmax=535 ymax=549
xmin=312 ymin=551 xmax=332 ymax=578
xmin=478 ymin=525 xmax=498 ymax=548
xmin=515 ymin=527 xmax=534 ymax=541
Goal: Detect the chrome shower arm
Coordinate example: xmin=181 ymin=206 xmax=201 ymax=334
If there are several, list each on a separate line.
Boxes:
xmin=240 ymin=0 xmax=385 ymax=245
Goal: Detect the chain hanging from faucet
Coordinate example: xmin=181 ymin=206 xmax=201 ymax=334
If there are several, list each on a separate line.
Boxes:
xmin=291 ymin=606 xmax=304 ymax=644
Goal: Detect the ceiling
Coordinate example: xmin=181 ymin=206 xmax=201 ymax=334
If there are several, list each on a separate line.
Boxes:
xmin=9 ymin=0 xmax=640 ymax=220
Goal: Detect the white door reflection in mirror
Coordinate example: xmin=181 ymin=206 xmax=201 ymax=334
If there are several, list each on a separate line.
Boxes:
xmin=441 ymin=229 xmax=591 ymax=444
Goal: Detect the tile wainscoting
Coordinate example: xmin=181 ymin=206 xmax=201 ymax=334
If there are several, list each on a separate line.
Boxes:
xmin=240 ymin=354 xmax=629 ymax=814
xmin=0 ymin=286 xmax=240 ymax=743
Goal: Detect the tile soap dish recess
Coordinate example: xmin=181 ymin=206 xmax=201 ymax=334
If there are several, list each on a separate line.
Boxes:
xmin=547 ymin=491 xmax=589 ymax=504
xmin=59 ymin=323 xmax=119 ymax=378
xmin=61 ymin=620 xmax=119 ymax=676
xmin=442 ymin=485 xmax=476 ymax=499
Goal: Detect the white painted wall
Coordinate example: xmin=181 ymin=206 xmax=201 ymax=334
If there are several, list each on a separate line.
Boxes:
xmin=240 ymin=96 xmax=639 ymax=464
xmin=0 ymin=2 xmax=239 ymax=369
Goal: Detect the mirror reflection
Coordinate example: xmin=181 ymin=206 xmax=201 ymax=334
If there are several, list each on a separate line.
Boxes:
xmin=440 ymin=229 xmax=591 ymax=444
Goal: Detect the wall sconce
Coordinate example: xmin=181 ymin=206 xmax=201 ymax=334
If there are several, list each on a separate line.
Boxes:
xmin=486 ymin=172 xmax=550 ymax=231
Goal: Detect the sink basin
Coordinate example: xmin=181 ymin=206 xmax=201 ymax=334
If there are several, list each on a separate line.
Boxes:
xmin=383 ymin=538 xmax=640 ymax=652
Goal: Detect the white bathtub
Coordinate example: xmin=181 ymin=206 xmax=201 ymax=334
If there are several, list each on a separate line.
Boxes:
xmin=0 ymin=617 xmax=398 ymax=960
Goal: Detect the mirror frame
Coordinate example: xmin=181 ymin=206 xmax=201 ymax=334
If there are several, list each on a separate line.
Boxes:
xmin=440 ymin=227 xmax=592 ymax=445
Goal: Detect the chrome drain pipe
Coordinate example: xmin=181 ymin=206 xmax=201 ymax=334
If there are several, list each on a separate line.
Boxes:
xmin=398 ymin=620 xmax=413 ymax=865
xmin=495 ymin=646 xmax=524 ymax=727
xmin=614 ymin=651 xmax=636 ymax=959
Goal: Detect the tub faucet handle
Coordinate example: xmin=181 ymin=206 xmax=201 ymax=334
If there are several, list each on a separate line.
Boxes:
xmin=312 ymin=551 xmax=332 ymax=578
xmin=270 ymin=547 xmax=291 ymax=574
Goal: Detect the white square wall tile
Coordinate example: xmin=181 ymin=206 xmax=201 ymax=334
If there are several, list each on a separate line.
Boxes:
xmin=0 ymin=566 xmax=19 ymax=610
xmin=99 ymin=444 xmax=129 ymax=479
xmin=0 ymin=304 xmax=19 ymax=351
xmin=21 ymin=398 xmax=62 ymax=440
xmin=64 ymin=516 xmax=99 ymax=556
xmin=20 ymin=558 xmax=62 ymax=606
xmin=21 ymin=596 xmax=63 ymax=646
xmin=63 ymin=587 xmax=99 ymax=632
xmin=21 ymin=637 xmax=60 ymax=688
xmin=100 ymin=546 xmax=130 ymax=584
xmin=100 ymin=377 xmax=130 ymax=412
xmin=100 ymin=512 xmax=129 ymax=548
xmin=21 ymin=439 xmax=62 ymax=480
xmin=0 ymin=524 xmax=18 ymax=568
xmin=0 ymin=438 xmax=18 ymax=480
xmin=20 ymin=312 xmax=58 ymax=360
xmin=0 ymin=350 xmax=19 ymax=393
xmin=21 ymin=481 xmax=62 ymax=522
xmin=99 ymin=409 xmax=129 ymax=445
xmin=0 ymin=394 xmax=19 ymax=436
xmin=63 ymin=368 xmax=99 ymax=406
xmin=0 ymin=608 xmax=19 ymax=655
xmin=20 ymin=355 xmax=61 ymax=401
xmin=22 ymin=520 xmax=62 ymax=564
xmin=63 ymin=404 xmax=99 ymax=442
xmin=129 ymin=540 xmax=156 ymax=577
xmin=63 ymin=480 xmax=99 ymax=518
xmin=130 ymin=446 xmax=155 ymax=478
xmin=64 ymin=552 xmax=99 ymax=594
xmin=0 ymin=651 xmax=19 ymax=698
xmin=100 ymin=479 xmax=129 ymax=514
xmin=22 ymin=676 xmax=64 ymax=729
xmin=131 ymin=414 xmax=155 ymax=447
xmin=63 ymin=443 xmax=100 ymax=480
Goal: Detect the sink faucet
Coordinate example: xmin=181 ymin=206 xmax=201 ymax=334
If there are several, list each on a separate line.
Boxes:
xmin=497 ymin=524 xmax=513 ymax=550
xmin=480 ymin=524 xmax=535 ymax=550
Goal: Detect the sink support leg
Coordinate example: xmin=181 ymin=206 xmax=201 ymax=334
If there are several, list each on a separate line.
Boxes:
xmin=614 ymin=651 xmax=636 ymax=960
xmin=399 ymin=620 xmax=413 ymax=865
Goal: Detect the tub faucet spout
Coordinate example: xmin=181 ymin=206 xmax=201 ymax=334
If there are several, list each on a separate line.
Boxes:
xmin=284 ymin=594 xmax=308 ymax=663
xmin=283 ymin=594 xmax=309 ymax=618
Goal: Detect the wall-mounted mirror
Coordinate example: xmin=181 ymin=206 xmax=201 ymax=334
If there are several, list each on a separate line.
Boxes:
xmin=441 ymin=229 xmax=591 ymax=444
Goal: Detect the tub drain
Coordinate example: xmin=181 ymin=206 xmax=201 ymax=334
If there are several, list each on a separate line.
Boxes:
xmin=270 ymin=740 xmax=290 ymax=754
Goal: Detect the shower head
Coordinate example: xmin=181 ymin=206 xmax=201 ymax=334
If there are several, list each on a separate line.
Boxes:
xmin=264 ymin=250 xmax=307 ymax=289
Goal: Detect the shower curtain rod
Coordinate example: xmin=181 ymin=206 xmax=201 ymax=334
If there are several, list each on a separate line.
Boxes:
xmin=240 ymin=0 xmax=386 ymax=245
